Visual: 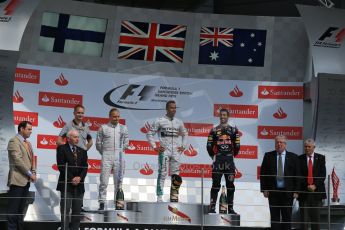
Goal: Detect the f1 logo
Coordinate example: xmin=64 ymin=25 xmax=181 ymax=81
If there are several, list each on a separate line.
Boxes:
xmin=318 ymin=27 xmax=345 ymax=43
xmin=120 ymin=84 xmax=155 ymax=101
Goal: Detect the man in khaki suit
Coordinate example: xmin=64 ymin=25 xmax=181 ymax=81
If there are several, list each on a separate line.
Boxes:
xmin=7 ymin=121 xmax=37 ymax=230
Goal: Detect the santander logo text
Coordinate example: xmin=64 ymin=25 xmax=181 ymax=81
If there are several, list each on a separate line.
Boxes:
xmin=184 ymin=123 xmax=213 ymax=137
xmin=179 ymin=164 xmax=212 ymax=178
xmin=13 ymin=90 xmax=24 ymax=103
xmin=183 ymin=144 xmax=198 ymax=157
xmin=38 ymin=92 xmax=82 ymax=108
xmin=214 ymin=104 xmax=258 ymax=118
xmin=37 ymin=134 xmax=59 ymax=149
xmin=13 ymin=111 xmax=38 ymax=126
xmin=258 ymin=126 xmax=303 ymax=140
xmin=55 ymin=73 xmax=69 ymax=86
xmin=139 ymin=163 xmax=154 ymax=175
xmin=53 ymin=115 xmax=66 ymax=128
xmin=15 ymin=68 xmax=40 ymax=84
xmin=235 ymin=145 xmax=257 ymax=159
xmin=83 ymin=117 xmax=126 ymax=131
xmin=258 ymin=86 xmax=303 ymax=99
xmin=273 ymin=107 xmax=287 ymax=119
xmin=229 ymin=85 xmax=244 ymax=97
xmin=125 ymin=140 xmax=159 ymax=155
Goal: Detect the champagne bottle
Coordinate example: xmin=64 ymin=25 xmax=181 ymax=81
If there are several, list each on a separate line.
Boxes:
xmin=115 ymin=188 xmax=124 ymax=210
xmin=219 ymin=185 xmax=227 ymax=214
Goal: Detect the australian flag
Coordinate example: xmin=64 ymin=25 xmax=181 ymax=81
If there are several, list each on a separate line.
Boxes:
xmin=198 ymin=27 xmax=267 ymax=67
xmin=118 ymin=20 xmax=187 ymax=63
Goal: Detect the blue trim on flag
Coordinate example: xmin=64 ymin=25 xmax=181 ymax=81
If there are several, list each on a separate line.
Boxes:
xmin=40 ymin=13 xmax=106 ymax=53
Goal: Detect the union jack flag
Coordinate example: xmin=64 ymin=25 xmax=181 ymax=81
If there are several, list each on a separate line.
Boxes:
xmin=118 ymin=20 xmax=187 ymax=63
xmin=200 ymin=27 xmax=234 ymax=47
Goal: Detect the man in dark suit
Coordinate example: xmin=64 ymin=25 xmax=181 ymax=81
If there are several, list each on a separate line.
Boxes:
xmin=260 ymin=135 xmax=300 ymax=230
xmin=57 ymin=129 xmax=88 ymax=230
xmin=298 ymin=138 xmax=326 ymax=230
xmin=7 ymin=121 xmax=37 ymax=230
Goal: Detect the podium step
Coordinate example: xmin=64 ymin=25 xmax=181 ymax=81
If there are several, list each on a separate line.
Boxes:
xmin=81 ymin=201 xmax=240 ymax=226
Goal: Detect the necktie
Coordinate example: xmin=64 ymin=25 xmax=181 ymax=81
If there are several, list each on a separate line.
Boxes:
xmin=24 ymin=140 xmax=35 ymax=170
xmin=72 ymin=146 xmax=77 ymax=165
xmin=277 ymin=153 xmax=283 ymax=181
xmin=308 ymin=156 xmax=313 ymax=185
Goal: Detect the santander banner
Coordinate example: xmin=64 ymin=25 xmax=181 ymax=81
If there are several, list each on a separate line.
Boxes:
xmin=13 ymin=110 xmax=38 ymax=126
xmin=258 ymin=85 xmax=303 ymax=99
xmin=125 ymin=140 xmax=159 ymax=155
xmin=37 ymin=134 xmax=59 ymax=149
xmin=13 ymin=64 xmax=303 ymax=183
xmin=184 ymin=123 xmax=213 ymax=137
xmin=214 ymin=104 xmax=258 ymax=118
xmin=236 ymin=145 xmax=258 ymax=159
xmin=257 ymin=126 xmax=303 ymax=140
xmin=38 ymin=91 xmax=83 ymax=108
xmin=83 ymin=117 xmax=126 ymax=131
xmin=15 ymin=68 xmax=40 ymax=84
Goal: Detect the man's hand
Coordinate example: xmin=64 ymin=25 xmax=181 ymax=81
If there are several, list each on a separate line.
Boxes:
xmin=154 ymin=146 xmax=165 ymax=153
xmin=86 ymin=140 xmax=93 ymax=151
xmin=72 ymin=176 xmax=81 ymax=186
xmin=177 ymin=146 xmax=185 ymax=153
xmin=30 ymin=174 xmax=37 ymax=183
xmin=308 ymin=184 xmax=316 ymax=192
xmin=263 ymin=191 xmax=269 ymax=198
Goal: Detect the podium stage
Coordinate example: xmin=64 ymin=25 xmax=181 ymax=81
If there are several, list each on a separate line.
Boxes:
xmin=87 ymin=201 xmax=240 ymax=226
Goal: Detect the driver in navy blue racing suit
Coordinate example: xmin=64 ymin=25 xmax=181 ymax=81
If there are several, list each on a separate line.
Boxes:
xmin=207 ymin=108 xmax=240 ymax=214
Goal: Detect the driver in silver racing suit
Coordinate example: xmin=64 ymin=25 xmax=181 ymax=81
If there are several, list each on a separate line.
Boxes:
xmin=146 ymin=100 xmax=188 ymax=202
xmin=96 ymin=108 xmax=129 ymax=210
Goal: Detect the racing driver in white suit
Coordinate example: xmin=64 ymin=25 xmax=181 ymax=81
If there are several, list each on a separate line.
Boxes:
xmin=96 ymin=108 xmax=129 ymax=210
xmin=146 ymin=100 xmax=188 ymax=202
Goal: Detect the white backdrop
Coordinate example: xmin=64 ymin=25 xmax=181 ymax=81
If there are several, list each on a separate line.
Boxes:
xmin=13 ymin=64 xmax=304 ymax=181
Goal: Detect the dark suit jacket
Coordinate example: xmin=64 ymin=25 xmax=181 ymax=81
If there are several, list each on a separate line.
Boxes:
xmin=260 ymin=150 xmax=300 ymax=193
xmin=56 ymin=143 xmax=88 ymax=194
xmin=298 ymin=153 xmax=326 ymax=200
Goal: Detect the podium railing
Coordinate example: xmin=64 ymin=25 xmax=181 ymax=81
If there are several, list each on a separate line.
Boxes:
xmin=1 ymin=162 xmax=345 ymax=229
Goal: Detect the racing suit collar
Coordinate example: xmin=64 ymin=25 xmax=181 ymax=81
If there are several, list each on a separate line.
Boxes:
xmin=164 ymin=114 xmax=174 ymax=121
xmin=107 ymin=122 xmax=119 ymax=128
